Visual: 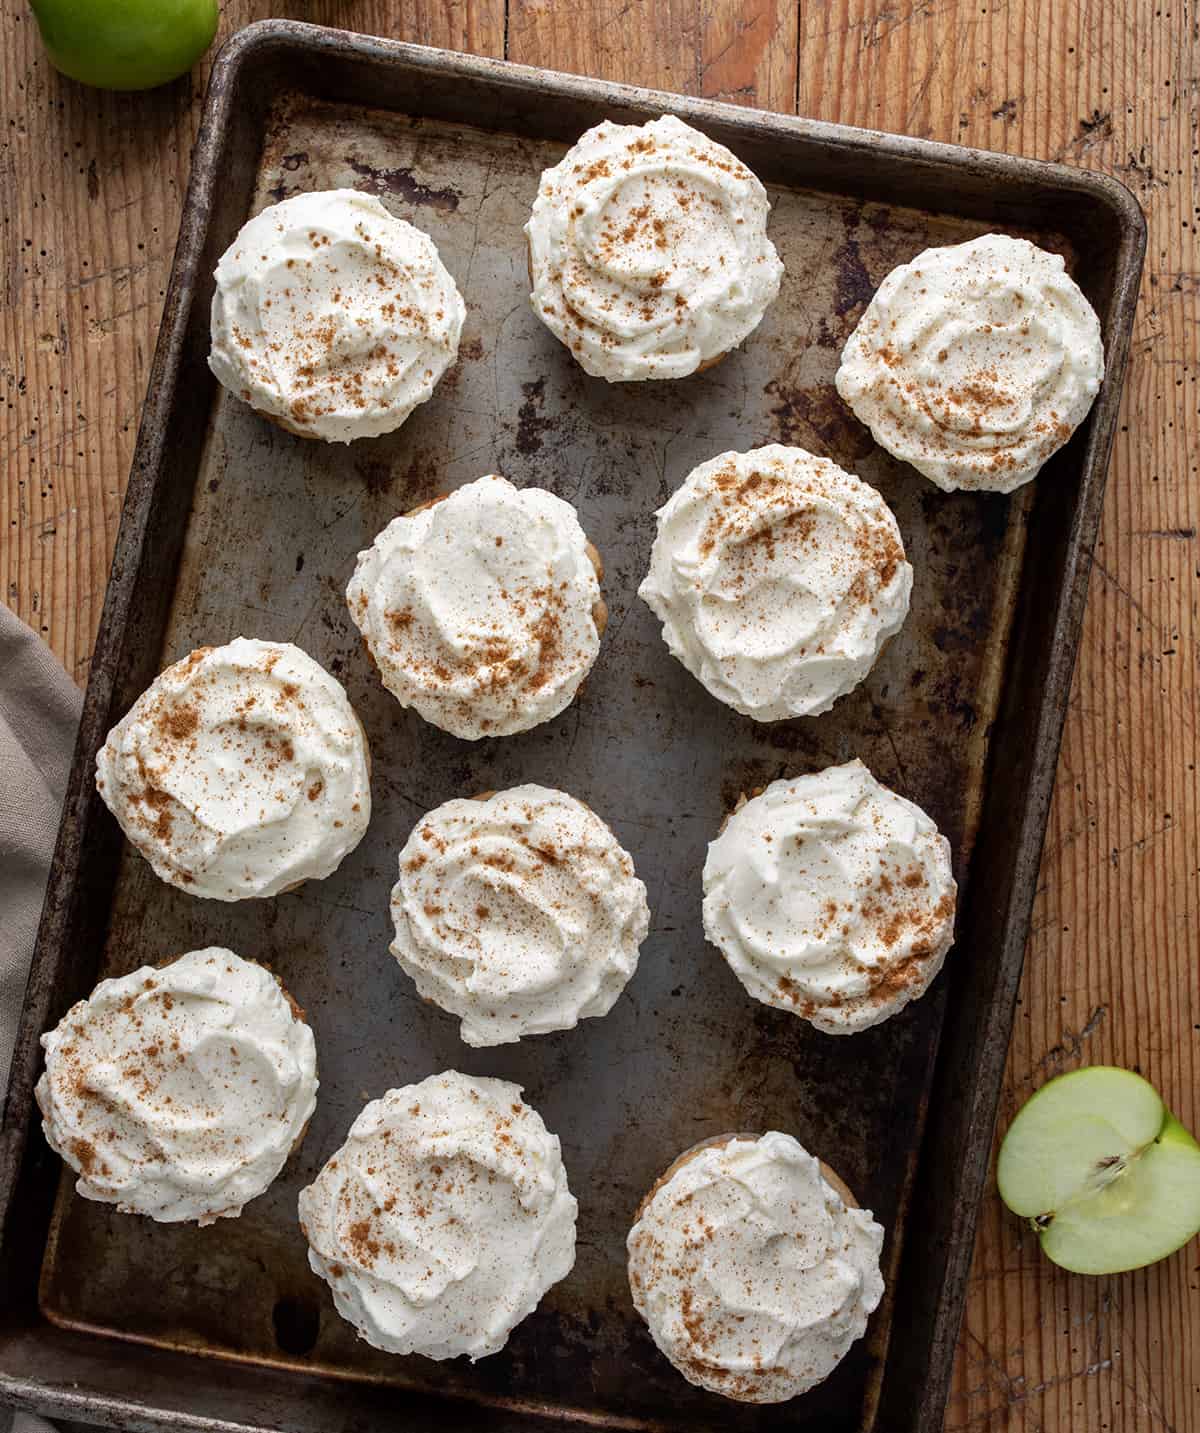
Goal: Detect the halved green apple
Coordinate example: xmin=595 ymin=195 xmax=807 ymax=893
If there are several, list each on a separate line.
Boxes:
xmin=997 ymin=1065 xmax=1200 ymax=1275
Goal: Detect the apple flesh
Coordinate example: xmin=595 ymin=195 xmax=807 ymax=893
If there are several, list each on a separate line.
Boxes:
xmin=30 ymin=0 xmax=218 ymax=92
xmin=998 ymin=1065 xmax=1200 ymax=1275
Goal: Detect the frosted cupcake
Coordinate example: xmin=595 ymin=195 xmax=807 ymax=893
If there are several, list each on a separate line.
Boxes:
xmin=36 ymin=948 xmax=317 ymax=1224
xmin=526 ymin=115 xmax=783 ymax=381
xmin=627 ymin=1132 xmax=884 ymax=1402
xmin=390 ymin=785 xmax=650 ymax=1045
xmin=703 ymin=760 xmax=957 ymax=1033
xmin=835 ymin=233 xmax=1104 ymax=493
xmin=209 ymin=189 xmax=465 ymax=441
xmin=638 ymin=445 xmax=912 ymax=719
xmin=347 ymin=475 xmax=606 ymax=739
xmin=95 ymin=638 xmax=371 ymax=900
xmin=298 ymin=1071 xmax=576 ymax=1360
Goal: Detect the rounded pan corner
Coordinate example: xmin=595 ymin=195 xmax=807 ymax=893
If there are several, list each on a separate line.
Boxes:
xmin=1024 ymin=160 xmax=1149 ymax=265
xmin=204 ymin=17 xmax=335 ymax=91
xmin=1080 ymin=167 xmax=1149 ymax=259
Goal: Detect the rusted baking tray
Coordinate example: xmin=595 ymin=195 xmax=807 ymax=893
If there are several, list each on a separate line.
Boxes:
xmin=0 ymin=19 xmax=1145 ymax=1433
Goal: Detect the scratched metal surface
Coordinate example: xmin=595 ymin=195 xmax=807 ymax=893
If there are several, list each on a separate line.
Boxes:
xmin=38 ymin=94 xmax=1052 ymax=1431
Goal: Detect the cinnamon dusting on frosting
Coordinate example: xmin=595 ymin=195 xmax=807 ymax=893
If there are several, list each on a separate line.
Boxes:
xmin=639 ymin=446 xmax=912 ymax=721
xmin=526 ymin=115 xmax=782 ymax=381
xmin=298 ymin=1072 xmax=576 ymax=1360
xmin=390 ymin=785 xmax=648 ymax=1046
xmin=36 ymin=949 xmax=317 ymax=1224
xmin=627 ymin=1133 xmax=884 ymax=1402
xmin=347 ymin=476 xmax=604 ymax=740
xmin=703 ymin=760 xmax=957 ymax=1034
xmin=836 ymin=233 xmax=1104 ymax=493
xmin=209 ymin=190 xmax=464 ymax=443
xmin=95 ymin=638 xmax=371 ymax=900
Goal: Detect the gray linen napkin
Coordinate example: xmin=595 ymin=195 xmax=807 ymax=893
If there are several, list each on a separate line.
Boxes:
xmin=0 ymin=603 xmax=81 ymax=1433
xmin=0 ymin=604 xmax=82 ymax=1093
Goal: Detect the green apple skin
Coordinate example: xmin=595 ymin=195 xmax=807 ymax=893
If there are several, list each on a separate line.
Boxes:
xmin=29 ymin=0 xmax=218 ymax=92
xmin=998 ymin=1066 xmax=1200 ymax=1277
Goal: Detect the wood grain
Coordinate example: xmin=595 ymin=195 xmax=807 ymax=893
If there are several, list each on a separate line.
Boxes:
xmin=796 ymin=8 xmax=1198 ymax=1430
xmin=509 ymin=0 xmax=797 ymax=109
xmin=1 ymin=3 xmax=1196 ymax=1430
xmin=0 ymin=0 xmax=504 ymax=685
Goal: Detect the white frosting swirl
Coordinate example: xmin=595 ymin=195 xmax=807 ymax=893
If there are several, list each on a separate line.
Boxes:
xmin=209 ymin=189 xmax=465 ymax=442
xmin=95 ymin=638 xmax=371 ymax=901
xmin=390 ymin=785 xmax=649 ymax=1047
xmin=835 ymin=233 xmax=1104 ymax=493
xmin=638 ymin=445 xmax=912 ymax=720
xmin=347 ymin=476 xmax=604 ymax=740
xmin=36 ymin=949 xmax=317 ymax=1225
xmin=703 ymin=761 xmax=957 ymax=1034
xmin=627 ymin=1133 xmax=884 ymax=1402
xmin=298 ymin=1071 xmax=577 ymax=1360
xmin=526 ymin=114 xmax=783 ymax=381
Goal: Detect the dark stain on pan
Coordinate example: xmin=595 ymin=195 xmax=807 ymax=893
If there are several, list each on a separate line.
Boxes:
xmin=352 ymin=454 xmax=437 ymax=507
xmin=754 ymin=718 xmax=841 ymax=763
xmin=347 ymin=159 xmax=461 ymax=212
xmin=861 ymin=202 xmax=894 ymax=235
xmin=717 ymin=759 xmax=785 ymax=813
xmin=859 ymin=199 xmax=936 ymax=255
xmin=716 ymin=718 xmax=848 ymax=813
xmin=397 ymin=454 xmax=440 ymax=506
xmin=764 ymin=378 xmax=875 ymax=463
xmin=437 ymin=337 xmax=484 ymax=396
xmin=264 ymin=153 xmax=310 ymax=203
xmin=354 ymin=457 xmax=393 ymax=497
xmin=516 ymin=375 xmax=554 ymax=456
xmin=919 ymin=487 xmax=1013 ymax=559
xmin=923 ymin=674 xmax=979 ymax=734
xmin=930 ymin=620 xmax=982 ymax=655
xmin=832 ymin=234 xmax=876 ymax=316
xmin=271 ymin=1294 xmax=320 ymax=1356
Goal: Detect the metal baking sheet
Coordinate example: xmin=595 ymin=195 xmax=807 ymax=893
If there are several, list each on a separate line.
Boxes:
xmin=0 ymin=21 xmax=1145 ymax=1433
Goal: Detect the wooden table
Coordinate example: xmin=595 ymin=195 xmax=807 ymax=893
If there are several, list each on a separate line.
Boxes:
xmin=2 ymin=2 xmax=1196 ymax=1428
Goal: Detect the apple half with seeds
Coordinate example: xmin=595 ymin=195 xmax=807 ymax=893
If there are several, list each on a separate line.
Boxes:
xmin=998 ymin=1066 xmax=1200 ymax=1274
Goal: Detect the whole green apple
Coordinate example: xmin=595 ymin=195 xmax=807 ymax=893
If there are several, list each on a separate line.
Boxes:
xmin=30 ymin=0 xmax=218 ymax=92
